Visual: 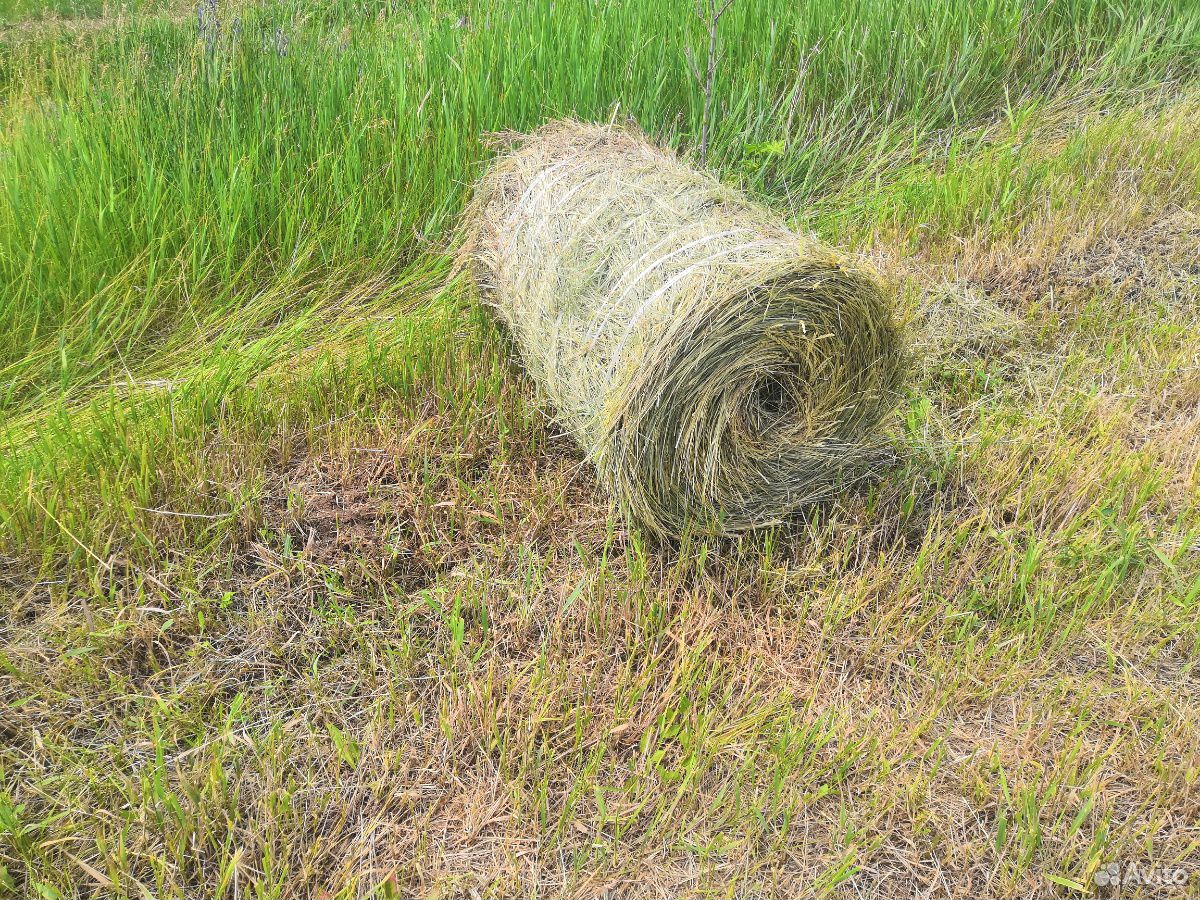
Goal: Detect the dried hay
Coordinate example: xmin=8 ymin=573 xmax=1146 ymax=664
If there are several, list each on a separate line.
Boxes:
xmin=463 ymin=120 xmax=905 ymax=538
xmin=913 ymin=281 xmax=1025 ymax=365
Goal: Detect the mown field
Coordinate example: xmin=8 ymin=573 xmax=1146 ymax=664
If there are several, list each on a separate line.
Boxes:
xmin=2 ymin=0 xmax=1199 ymax=897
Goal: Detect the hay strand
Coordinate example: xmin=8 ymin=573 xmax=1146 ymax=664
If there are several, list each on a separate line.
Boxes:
xmin=463 ymin=120 xmax=905 ymax=538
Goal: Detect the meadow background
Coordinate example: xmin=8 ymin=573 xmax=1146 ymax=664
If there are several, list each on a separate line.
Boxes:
xmin=1 ymin=0 xmax=1199 ymax=896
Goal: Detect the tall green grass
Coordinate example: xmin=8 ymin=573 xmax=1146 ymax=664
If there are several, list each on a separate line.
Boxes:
xmin=0 ymin=0 xmax=121 ymax=23
xmin=2 ymin=0 xmax=1197 ymax=410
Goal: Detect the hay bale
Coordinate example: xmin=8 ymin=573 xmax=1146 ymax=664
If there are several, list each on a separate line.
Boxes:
xmin=463 ymin=120 xmax=905 ymax=538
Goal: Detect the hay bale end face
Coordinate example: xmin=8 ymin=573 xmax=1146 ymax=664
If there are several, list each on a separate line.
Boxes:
xmin=464 ymin=120 xmax=905 ymax=538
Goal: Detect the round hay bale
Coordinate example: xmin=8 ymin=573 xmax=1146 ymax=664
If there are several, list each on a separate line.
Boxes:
xmin=463 ymin=120 xmax=905 ymax=538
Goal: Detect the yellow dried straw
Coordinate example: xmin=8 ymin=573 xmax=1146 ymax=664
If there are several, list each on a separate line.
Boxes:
xmin=463 ymin=120 xmax=905 ymax=538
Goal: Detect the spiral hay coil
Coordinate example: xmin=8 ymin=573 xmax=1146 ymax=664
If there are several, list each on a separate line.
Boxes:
xmin=464 ymin=120 xmax=905 ymax=538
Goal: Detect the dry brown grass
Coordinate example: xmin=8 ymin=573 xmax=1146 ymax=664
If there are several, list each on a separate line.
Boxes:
xmin=6 ymin=376 xmax=1198 ymax=896
xmin=975 ymin=208 xmax=1200 ymax=312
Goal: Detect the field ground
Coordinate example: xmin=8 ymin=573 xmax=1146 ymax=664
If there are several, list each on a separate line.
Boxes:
xmin=2 ymin=1 xmax=1200 ymax=897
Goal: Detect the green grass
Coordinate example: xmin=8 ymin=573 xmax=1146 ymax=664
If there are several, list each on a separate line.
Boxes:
xmin=0 ymin=0 xmax=174 ymax=25
xmin=2 ymin=0 xmax=1200 ymax=896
